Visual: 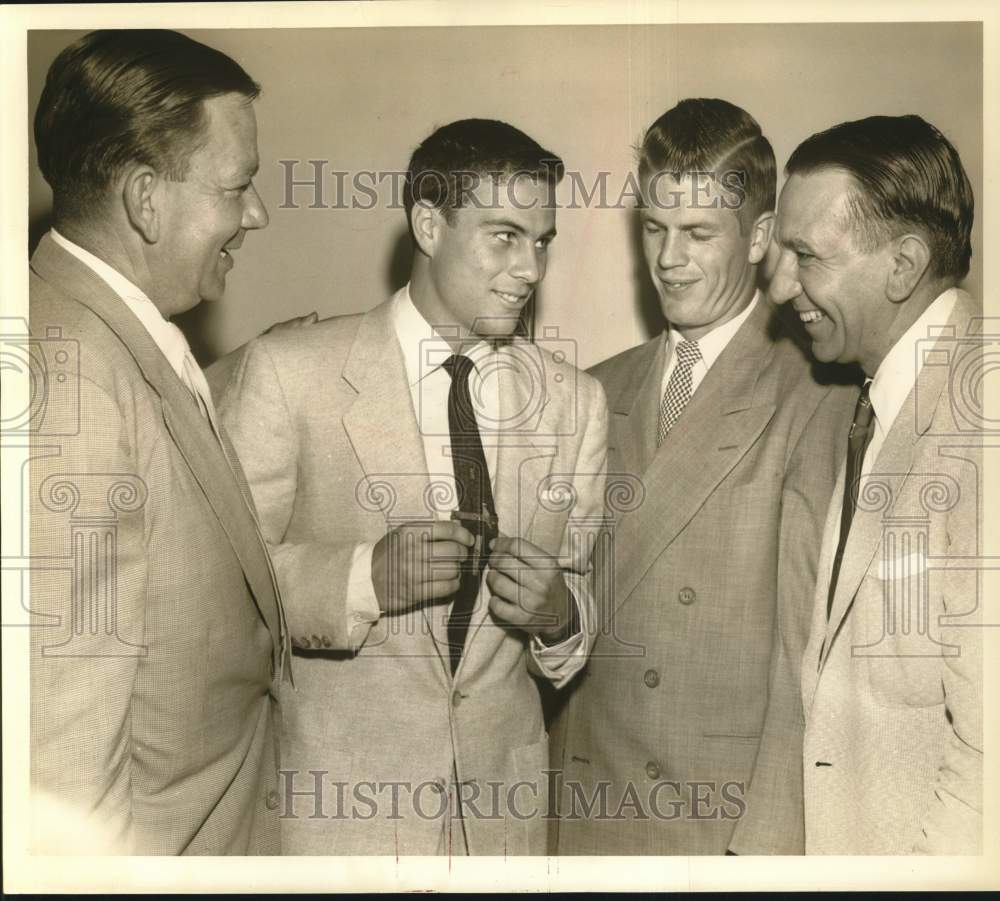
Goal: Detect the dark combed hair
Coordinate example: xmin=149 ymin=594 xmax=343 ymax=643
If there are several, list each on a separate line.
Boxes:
xmin=785 ymin=114 xmax=974 ymax=282
xmin=35 ymin=29 xmax=260 ymax=222
xmin=403 ymin=118 xmax=564 ymax=233
xmin=638 ymin=98 xmax=776 ymax=231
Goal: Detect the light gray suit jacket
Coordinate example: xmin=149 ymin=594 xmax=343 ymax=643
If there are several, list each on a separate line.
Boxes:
xmin=28 ymin=234 xmax=288 ymax=855
xmin=801 ymin=291 xmax=983 ymax=854
xmin=211 ymin=296 xmax=608 ymax=855
xmin=551 ymin=299 xmax=858 ymax=855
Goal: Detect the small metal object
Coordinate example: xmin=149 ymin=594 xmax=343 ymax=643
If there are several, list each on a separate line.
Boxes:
xmin=450 ymin=505 xmax=499 ymax=566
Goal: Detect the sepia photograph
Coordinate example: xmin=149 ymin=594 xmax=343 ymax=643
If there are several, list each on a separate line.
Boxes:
xmin=2 ymin=0 xmax=997 ymax=892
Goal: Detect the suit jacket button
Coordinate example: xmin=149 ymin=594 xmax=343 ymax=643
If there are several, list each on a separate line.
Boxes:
xmin=452 ymin=692 xmax=464 ymax=708
xmin=645 ymin=760 xmax=661 ymax=780
xmin=678 ymin=587 xmax=696 ymax=605
xmin=300 ymin=636 xmax=312 ymax=649
xmin=265 ymin=789 xmax=280 ymax=810
xmin=643 ymin=669 xmax=660 ymax=688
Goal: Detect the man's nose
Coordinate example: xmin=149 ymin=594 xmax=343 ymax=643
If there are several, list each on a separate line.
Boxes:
xmin=767 ymin=249 xmax=802 ymax=306
xmin=242 ymin=182 xmax=269 ymax=230
xmin=511 ymin=243 xmax=542 ymax=284
xmin=655 ymin=231 xmax=687 ymax=270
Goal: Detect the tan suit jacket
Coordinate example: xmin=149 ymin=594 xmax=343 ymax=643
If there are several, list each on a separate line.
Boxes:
xmin=211 ymin=297 xmax=607 ymax=855
xmin=28 ymin=234 xmax=288 ymax=854
xmin=801 ymin=292 xmax=983 ymax=854
xmin=551 ymin=299 xmax=857 ymax=854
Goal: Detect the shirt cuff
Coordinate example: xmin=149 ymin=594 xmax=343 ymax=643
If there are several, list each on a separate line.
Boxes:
xmin=346 ymin=541 xmax=381 ymax=650
xmin=530 ymin=578 xmax=588 ymax=686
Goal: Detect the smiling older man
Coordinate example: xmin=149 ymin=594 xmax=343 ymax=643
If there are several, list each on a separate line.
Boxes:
xmin=772 ymin=114 xmax=983 ymax=855
xmin=29 ymin=29 xmax=287 ymax=855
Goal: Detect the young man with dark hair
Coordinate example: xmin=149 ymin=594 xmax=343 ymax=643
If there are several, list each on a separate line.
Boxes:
xmin=29 ymin=29 xmax=285 ymax=855
xmin=213 ymin=118 xmax=608 ymax=855
xmin=551 ymin=98 xmax=856 ymax=855
xmin=773 ymin=114 xmax=982 ymax=854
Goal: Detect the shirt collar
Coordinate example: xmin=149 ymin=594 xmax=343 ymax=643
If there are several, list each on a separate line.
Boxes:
xmin=392 ymin=284 xmax=493 ymax=388
xmin=49 ymin=228 xmax=192 ymax=379
xmin=869 ymin=287 xmax=959 ymax=435
xmin=666 ymin=290 xmax=759 ymax=367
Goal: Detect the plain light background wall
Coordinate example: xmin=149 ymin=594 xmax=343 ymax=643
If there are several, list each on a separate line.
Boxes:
xmin=28 ymin=23 xmax=982 ymax=369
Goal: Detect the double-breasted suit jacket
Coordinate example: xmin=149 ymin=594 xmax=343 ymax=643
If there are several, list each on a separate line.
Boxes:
xmin=552 ymin=299 xmax=857 ymax=854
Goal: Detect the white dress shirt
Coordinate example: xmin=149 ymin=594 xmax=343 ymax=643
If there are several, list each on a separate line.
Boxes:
xmin=660 ymin=291 xmax=760 ymax=398
xmin=48 ymin=228 xmax=217 ymax=423
xmin=344 ymin=286 xmax=587 ymax=670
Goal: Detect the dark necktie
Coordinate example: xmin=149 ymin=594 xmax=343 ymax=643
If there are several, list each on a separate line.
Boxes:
xmin=442 ymin=354 xmax=498 ymax=674
xmin=826 ymin=380 xmax=875 ymax=618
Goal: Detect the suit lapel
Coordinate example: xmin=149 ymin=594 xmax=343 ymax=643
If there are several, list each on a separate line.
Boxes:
xmin=611 ymin=336 xmax=665 ymax=481
xmin=340 ymin=302 xmax=431 ymax=520
xmin=30 ymin=234 xmax=283 ymax=665
xmin=820 ymin=296 xmax=971 ymax=666
xmin=613 ymin=301 xmax=777 ymax=610
xmin=339 ymin=303 xmax=452 ymax=674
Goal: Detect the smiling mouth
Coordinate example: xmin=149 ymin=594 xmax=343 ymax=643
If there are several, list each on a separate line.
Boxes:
xmin=220 ymin=232 xmax=245 ymax=261
xmin=799 ymin=309 xmax=825 ymax=324
xmin=660 ymin=279 xmax=699 ymax=291
xmin=494 ymin=290 xmax=530 ymax=308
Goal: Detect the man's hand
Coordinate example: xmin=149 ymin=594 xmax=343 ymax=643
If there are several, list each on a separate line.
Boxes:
xmin=371 ymin=520 xmax=474 ymax=615
xmin=486 ymin=536 xmax=574 ymax=643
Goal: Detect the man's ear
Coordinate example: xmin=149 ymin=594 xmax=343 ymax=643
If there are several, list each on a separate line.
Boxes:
xmin=747 ymin=210 xmax=776 ymax=265
xmin=410 ymin=200 xmax=444 ymax=258
xmin=886 ymin=233 xmax=931 ymax=303
xmin=121 ymin=164 xmax=160 ymax=243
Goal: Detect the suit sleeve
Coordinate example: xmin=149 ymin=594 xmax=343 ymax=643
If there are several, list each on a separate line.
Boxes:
xmin=217 ymin=338 xmax=378 ymax=651
xmin=528 ymin=377 xmax=609 ymax=687
xmin=912 ymin=446 xmax=982 ymax=854
xmin=728 ymin=384 xmax=848 ymax=855
xmin=30 ymin=377 xmax=146 ymax=854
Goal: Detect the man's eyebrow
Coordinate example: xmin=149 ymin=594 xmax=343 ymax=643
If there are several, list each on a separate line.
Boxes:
xmin=481 ymin=218 xmax=557 ymax=241
xmin=782 ymin=235 xmax=816 ymax=253
xmin=481 ymin=217 xmax=526 ymax=233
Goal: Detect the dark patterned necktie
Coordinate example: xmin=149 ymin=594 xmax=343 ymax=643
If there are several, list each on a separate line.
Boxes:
xmin=657 ymin=339 xmax=702 ymax=445
xmin=826 ymin=380 xmax=875 ymax=618
xmin=442 ymin=354 xmax=498 ymax=674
